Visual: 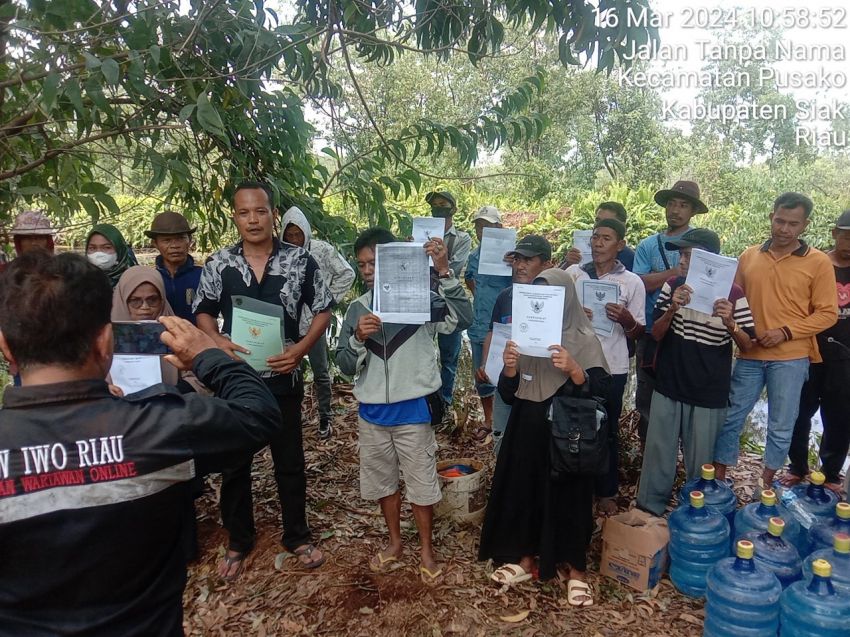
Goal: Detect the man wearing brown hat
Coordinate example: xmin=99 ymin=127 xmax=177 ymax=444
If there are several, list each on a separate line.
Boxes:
xmin=633 ymin=181 xmax=707 ymax=445
xmin=146 ymin=211 xmax=203 ymax=324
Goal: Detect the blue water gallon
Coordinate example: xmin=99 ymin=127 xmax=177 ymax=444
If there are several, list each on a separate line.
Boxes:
xmin=678 ymin=464 xmax=737 ymax=527
xmin=742 ymin=517 xmax=802 ymax=588
xmin=804 ymin=533 xmax=850 ymax=595
xmin=780 ymin=559 xmax=850 ymax=636
xmin=808 ymin=502 xmax=850 ymax=555
xmin=787 ymin=472 xmax=840 ymax=521
xmin=704 ymin=539 xmax=782 ymax=637
xmin=734 ymin=489 xmax=807 ymax=556
xmin=669 ymin=490 xmax=730 ymax=598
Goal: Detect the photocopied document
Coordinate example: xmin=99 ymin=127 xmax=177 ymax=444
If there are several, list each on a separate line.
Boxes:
xmin=511 ymin=283 xmax=566 ymax=357
xmin=230 ymin=295 xmax=285 ymax=371
xmin=374 ymin=242 xmax=431 ymax=324
xmin=484 ymin=322 xmax=512 ymax=384
xmin=109 ymin=355 xmax=163 ymax=395
xmin=477 ymin=227 xmax=516 ymax=277
xmin=412 ymin=217 xmax=445 ymax=267
xmin=684 ymin=248 xmax=738 ymax=316
xmin=573 ymin=230 xmax=593 ymax=265
xmin=581 ymin=279 xmax=620 ymax=336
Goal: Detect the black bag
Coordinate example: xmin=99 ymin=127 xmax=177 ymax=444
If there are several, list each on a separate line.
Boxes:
xmin=425 ymin=390 xmax=444 ymax=427
xmin=549 ymin=383 xmax=609 ymax=479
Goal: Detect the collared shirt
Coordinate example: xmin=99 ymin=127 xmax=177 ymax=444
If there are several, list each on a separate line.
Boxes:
xmin=633 ymin=227 xmax=691 ymax=328
xmin=465 ymin=246 xmax=512 ymax=343
xmin=155 ymin=254 xmax=203 ymax=324
xmin=565 ymin=261 xmax=646 ymax=375
xmin=444 ymin=225 xmax=472 ymax=278
xmin=736 ymin=239 xmax=837 ymax=362
xmin=193 ymin=238 xmax=334 ymax=347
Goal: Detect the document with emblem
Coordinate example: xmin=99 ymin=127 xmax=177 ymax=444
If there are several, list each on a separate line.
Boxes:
xmin=109 ymin=355 xmax=162 ymax=395
xmin=573 ymin=230 xmax=593 ymax=265
xmin=374 ymin=242 xmax=430 ymax=324
xmin=511 ymin=283 xmax=566 ymax=357
xmin=684 ymin=248 xmax=738 ymax=316
xmin=581 ymin=279 xmax=619 ymax=336
xmin=230 ymin=295 xmax=285 ymax=371
xmin=484 ymin=322 xmax=512 ymax=384
xmin=477 ymin=227 xmax=516 ymax=276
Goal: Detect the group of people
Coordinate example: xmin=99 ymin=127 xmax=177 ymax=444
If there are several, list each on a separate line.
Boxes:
xmin=0 ymin=178 xmax=848 ymax=632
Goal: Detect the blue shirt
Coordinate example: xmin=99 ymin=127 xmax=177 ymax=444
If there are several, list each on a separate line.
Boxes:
xmin=633 ymin=230 xmax=688 ymax=328
xmin=359 ymin=397 xmax=431 ymax=426
xmin=155 ymin=255 xmax=203 ymax=325
xmin=465 ymin=247 xmax=512 ymax=343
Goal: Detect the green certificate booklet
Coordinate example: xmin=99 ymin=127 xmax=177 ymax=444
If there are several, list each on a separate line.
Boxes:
xmin=230 ymin=296 xmax=284 ymax=372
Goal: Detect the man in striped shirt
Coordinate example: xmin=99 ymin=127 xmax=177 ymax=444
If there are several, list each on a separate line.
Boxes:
xmin=637 ymin=229 xmax=756 ymax=516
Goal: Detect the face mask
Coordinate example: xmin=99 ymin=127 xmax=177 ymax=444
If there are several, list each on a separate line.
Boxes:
xmin=430 ymin=205 xmax=453 ymax=219
xmin=88 ymin=251 xmax=118 ymax=269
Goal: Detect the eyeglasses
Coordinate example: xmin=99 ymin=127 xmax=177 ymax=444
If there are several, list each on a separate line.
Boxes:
xmin=127 ymin=295 xmax=162 ymax=310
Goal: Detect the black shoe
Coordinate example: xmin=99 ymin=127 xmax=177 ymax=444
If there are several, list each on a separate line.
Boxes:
xmin=318 ymin=418 xmax=333 ymax=439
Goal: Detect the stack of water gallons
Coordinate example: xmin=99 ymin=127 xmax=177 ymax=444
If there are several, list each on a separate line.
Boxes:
xmin=779 ymin=472 xmax=839 ymax=534
xmin=678 ymin=464 xmax=737 ymax=526
xmin=669 ymin=490 xmax=730 ymax=597
xmin=734 ymin=489 xmax=807 ymax=555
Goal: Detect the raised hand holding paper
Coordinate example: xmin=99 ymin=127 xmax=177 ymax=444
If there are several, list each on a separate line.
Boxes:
xmin=683 ymin=248 xmax=738 ymax=316
xmin=511 ymin=283 xmax=566 ymax=357
xmin=374 ymin=242 xmax=430 ymax=324
xmin=484 ymin=323 xmax=512 ymax=384
xmin=573 ymin=230 xmax=593 ymax=265
xmin=581 ymin=279 xmax=619 ymax=336
xmin=412 ymin=216 xmax=445 ymax=243
xmin=478 ymin=227 xmax=516 ymax=276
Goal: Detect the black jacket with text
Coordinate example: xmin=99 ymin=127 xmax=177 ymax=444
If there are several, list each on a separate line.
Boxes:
xmin=0 ymin=349 xmax=280 ymax=636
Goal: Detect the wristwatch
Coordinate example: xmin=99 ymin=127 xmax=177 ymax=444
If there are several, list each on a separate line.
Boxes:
xmin=728 ymin=322 xmax=740 ymax=334
xmin=438 ymin=268 xmax=454 ymax=279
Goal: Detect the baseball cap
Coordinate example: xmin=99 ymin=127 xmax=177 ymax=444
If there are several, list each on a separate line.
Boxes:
xmin=473 ymin=205 xmax=500 ymax=224
xmin=505 ymin=234 xmax=552 ymax=261
xmin=835 ymin=210 xmax=850 ymax=229
xmin=664 ymin=228 xmax=721 ymax=254
xmin=424 ymin=191 xmax=456 ymax=208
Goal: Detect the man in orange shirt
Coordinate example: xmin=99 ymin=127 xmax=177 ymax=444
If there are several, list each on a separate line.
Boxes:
xmin=714 ymin=193 xmax=838 ymax=489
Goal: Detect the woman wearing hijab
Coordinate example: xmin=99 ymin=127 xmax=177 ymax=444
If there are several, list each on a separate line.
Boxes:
xmin=478 ymin=268 xmax=610 ymax=607
xmin=86 ymin=223 xmax=138 ymax=287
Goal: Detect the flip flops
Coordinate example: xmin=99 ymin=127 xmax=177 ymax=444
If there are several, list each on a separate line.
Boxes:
xmin=219 ymin=551 xmax=247 ymax=582
xmin=490 ymin=563 xmax=533 ymax=585
xmin=420 ymin=564 xmax=444 ymax=584
xmin=567 ymin=579 xmax=594 ymax=607
xmin=369 ymin=550 xmax=402 ymax=573
xmin=293 ymin=543 xmax=326 ymax=569
xmin=472 ymin=424 xmax=493 ymax=442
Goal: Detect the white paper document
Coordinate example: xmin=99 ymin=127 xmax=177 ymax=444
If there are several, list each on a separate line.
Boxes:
xmin=581 ymin=279 xmax=620 ymax=336
xmin=684 ymin=248 xmax=738 ymax=316
xmin=484 ymin=323 xmax=512 ymax=384
xmin=573 ymin=230 xmax=593 ymax=265
xmin=374 ymin=243 xmax=430 ymax=324
xmin=511 ymin=284 xmax=566 ymax=357
xmin=110 ymin=354 xmax=162 ymax=395
xmin=477 ymin=227 xmax=516 ymax=276
xmin=411 ymin=217 xmax=445 ymax=243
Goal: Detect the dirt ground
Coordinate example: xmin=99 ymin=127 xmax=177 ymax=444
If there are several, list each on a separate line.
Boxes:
xmin=182 ymin=383 xmax=766 ymax=637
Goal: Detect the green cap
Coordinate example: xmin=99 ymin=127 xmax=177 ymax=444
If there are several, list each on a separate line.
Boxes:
xmin=768 ymin=517 xmax=785 ymax=537
xmin=813 ymin=559 xmax=832 ymax=578
xmin=505 ymin=234 xmax=552 ymax=261
xmin=810 ymin=471 xmax=825 ymax=486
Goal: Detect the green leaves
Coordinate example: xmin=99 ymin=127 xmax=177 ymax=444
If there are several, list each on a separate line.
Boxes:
xmin=101 ymin=58 xmax=120 ymax=86
xmin=195 ymin=94 xmax=227 ymax=141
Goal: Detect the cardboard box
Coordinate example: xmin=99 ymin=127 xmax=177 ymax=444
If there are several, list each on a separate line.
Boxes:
xmin=600 ymin=509 xmax=669 ymax=592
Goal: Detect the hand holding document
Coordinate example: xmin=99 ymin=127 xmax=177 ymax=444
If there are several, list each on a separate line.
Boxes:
xmin=581 ymin=279 xmax=620 ymax=336
xmin=477 ymin=228 xmax=516 ymax=276
xmin=231 ymin=295 xmax=285 ymax=371
xmin=484 ymin=323 xmax=512 ymax=384
xmin=374 ymin=242 xmax=430 ymax=324
xmin=573 ymin=230 xmax=593 ymax=265
xmin=511 ymin=283 xmax=566 ymax=357
xmin=109 ymin=355 xmax=162 ymax=395
xmin=412 ymin=217 xmax=445 ymax=266
xmin=683 ymin=248 xmax=738 ymax=316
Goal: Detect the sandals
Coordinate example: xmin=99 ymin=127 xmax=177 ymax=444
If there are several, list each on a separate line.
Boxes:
xmin=472 ymin=424 xmax=493 ymax=442
xmin=490 ymin=563 xmax=533 ymax=585
xmin=369 ymin=550 xmax=402 ymax=573
xmin=597 ymin=497 xmax=618 ymax=516
xmin=293 ymin=543 xmax=326 ymax=569
xmin=219 ymin=551 xmax=247 ymax=582
xmin=567 ymin=579 xmax=594 ymax=607
xmin=420 ymin=564 xmax=444 ymax=584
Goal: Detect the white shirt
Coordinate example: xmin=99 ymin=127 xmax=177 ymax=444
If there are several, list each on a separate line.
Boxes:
xmin=565 ymin=262 xmax=646 ymax=375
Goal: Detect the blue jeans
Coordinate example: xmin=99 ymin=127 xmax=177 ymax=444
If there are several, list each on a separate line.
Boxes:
xmin=713 ymin=357 xmax=810 ymax=471
xmin=438 ymin=330 xmax=463 ymax=405
xmin=469 ymin=340 xmax=496 ymax=398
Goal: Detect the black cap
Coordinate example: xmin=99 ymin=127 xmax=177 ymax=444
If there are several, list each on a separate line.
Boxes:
xmin=835 ymin=210 xmax=850 ymax=230
xmin=505 ymin=234 xmax=552 ymax=261
xmin=665 ymin=228 xmax=721 ymax=255
xmin=425 ymin=191 xmax=456 ymax=209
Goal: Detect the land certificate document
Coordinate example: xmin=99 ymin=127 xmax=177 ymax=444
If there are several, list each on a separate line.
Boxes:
xmin=231 ymin=295 xmax=284 ymax=371
xmin=484 ymin=322 xmax=512 ymax=384
xmin=110 ymin=354 xmax=162 ymax=395
xmin=684 ymin=248 xmax=738 ymax=316
xmin=374 ymin=243 xmax=430 ymax=324
xmin=573 ymin=230 xmax=593 ymax=265
xmin=477 ymin=227 xmax=516 ymax=276
xmin=412 ymin=217 xmax=445 ymax=266
xmin=511 ymin=284 xmax=566 ymax=357
xmin=581 ymin=279 xmax=619 ymax=336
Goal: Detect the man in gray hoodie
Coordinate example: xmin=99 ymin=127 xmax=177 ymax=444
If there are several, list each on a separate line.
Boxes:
xmin=282 ymin=206 xmax=356 ymax=438
xmin=336 ymin=227 xmax=472 ymax=581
